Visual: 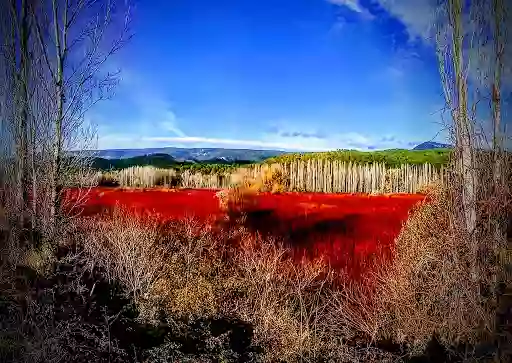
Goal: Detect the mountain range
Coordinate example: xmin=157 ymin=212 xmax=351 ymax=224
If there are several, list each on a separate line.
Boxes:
xmin=84 ymin=142 xmax=451 ymax=167
xmin=412 ymin=141 xmax=451 ymax=150
xmin=87 ymin=147 xmax=288 ymax=162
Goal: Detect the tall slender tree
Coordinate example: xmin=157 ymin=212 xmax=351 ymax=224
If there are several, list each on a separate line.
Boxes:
xmin=29 ymin=0 xmax=132 ymax=238
xmin=435 ymin=0 xmax=511 ymax=286
xmin=0 ymin=0 xmax=131 ymax=258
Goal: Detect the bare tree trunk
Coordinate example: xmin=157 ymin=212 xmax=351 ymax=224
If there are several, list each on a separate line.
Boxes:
xmin=49 ymin=0 xmax=66 ymax=237
xmin=20 ymin=0 xmax=31 ymax=237
xmin=31 ymin=149 xmax=37 ymax=229
xmin=449 ymin=0 xmax=477 ymax=242
xmin=29 ymin=0 xmax=131 ymax=240
xmin=492 ymin=0 xmax=504 ymax=205
xmin=9 ymin=1 xmax=24 ymax=238
xmin=7 ymin=0 xmax=32 ymax=246
xmin=30 ymin=100 xmax=38 ymax=237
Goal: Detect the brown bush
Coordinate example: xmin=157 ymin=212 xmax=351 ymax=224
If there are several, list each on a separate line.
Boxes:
xmin=77 ymin=209 xmax=336 ymax=361
xmin=216 ymin=164 xmax=288 ymax=217
xmin=223 ymin=235 xmax=331 ymax=361
xmin=373 ymin=183 xmax=499 ymax=353
xmin=79 ymin=209 xmax=169 ymax=305
xmin=96 ymin=171 xmax=120 ymax=187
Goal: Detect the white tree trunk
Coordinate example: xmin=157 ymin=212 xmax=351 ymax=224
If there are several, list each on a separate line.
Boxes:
xmin=449 ymin=0 xmax=477 ymax=237
xmin=50 ymin=0 xmax=65 ymax=237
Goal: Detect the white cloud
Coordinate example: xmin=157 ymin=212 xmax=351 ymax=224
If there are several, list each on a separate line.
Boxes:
xmin=373 ymin=0 xmax=437 ymax=41
xmin=97 ymin=133 xmax=158 ymax=150
xmin=143 ymin=136 xmax=323 ymax=151
xmin=371 ymin=0 xmax=512 ymax=90
xmin=329 ymin=0 xmax=434 ymax=36
xmin=96 ymin=131 xmax=425 ymax=152
xmin=108 ymin=71 xmax=190 ymax=138
xmin=268 ymin=125 xmax=327 ymax=140
xmin=327 ymin=0 xmax=364 ymax=13
xmin=159 ymin=111 xmax=186 ymax=137
xmin=327 ymin=0 xmax=374 ymax=20
xmin=386 ymin=66 xmax=404 ymax=79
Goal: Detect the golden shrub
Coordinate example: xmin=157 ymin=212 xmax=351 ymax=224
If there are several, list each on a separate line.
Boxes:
xmin=216 ymin=164 xmax=289 ymax=213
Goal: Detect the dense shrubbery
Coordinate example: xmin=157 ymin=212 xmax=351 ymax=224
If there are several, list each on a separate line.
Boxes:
xmin=92 ymin=153 xmax=253 ymax=174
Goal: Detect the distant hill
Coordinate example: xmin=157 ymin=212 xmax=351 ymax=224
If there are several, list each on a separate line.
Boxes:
xmin=90 ymin=153 xmax=256 ymax=172
xmin=267 ymin=148 xmax=451 ymax=168
xmin=86 ymin=147 xmax=288 ymax=162
xmin=413 ymin=142 xmax=452 ymax=150
xmin=92 ymin=153 xmax=178 ymax=170
xmin=84 ymin=144 xmax=455 ymax=171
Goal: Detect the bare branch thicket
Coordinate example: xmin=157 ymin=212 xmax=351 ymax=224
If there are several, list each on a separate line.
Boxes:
xmin=370 ymin=0 xmax=512 ymax=355
xmin=436 ymin=0 xmax=478 ymax=263
xmin=0 ymin=0 xmax=36 ymax=262
xmin=26 ymin=0 xmax=133 ymax=241
xmin=0 ymin=1 xmax=12 ymax=191
xmin=436 ymin=0 xmax=511 ymax=257
xmin=0 ymin=0 xmax=131 ymax=259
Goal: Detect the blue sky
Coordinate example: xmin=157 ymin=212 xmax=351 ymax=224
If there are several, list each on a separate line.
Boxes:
xmin=91 ymin=0 xmax=450 ymax=151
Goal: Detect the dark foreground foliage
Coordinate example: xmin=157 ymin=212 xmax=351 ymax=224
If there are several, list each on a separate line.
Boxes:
xmin=0 ymin=244 xmax=262 ymax=363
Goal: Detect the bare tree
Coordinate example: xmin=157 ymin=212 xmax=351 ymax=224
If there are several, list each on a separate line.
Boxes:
xmin=435 ymin=0 xmax=479 ymax=280
xmin=0 ymin=0 xmax=131 ymax=264
xmin=435 ymin=0 xmax=511 ymax=299
xmin=29 ymin=0 xmax=132 ymax=239
xmin=0 ymin=0 xmax=38 ymax=259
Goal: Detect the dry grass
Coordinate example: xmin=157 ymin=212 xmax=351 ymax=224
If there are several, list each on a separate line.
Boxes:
xmin=18 ymin=242 xmax=57 ymax=276
xmin=224 ymin=236 xmax=331 ymax=361
xmin=315 ymin=181 xmax=510 ymax=360
xmin=229 ymin=163 xmax=288 ymax=192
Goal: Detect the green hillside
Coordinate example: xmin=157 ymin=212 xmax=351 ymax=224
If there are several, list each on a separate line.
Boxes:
xmin=91 ymin=148 xmax=453 ymax=173
xmin=91 ymin=153 xmax=252 ymax=173
xmin=265 ymin=148 xmax=452 ymax=168
xmin=92 ymin=153 xmax=178 ymax=170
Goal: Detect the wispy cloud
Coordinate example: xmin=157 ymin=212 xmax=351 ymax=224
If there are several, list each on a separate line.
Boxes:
xmin=385 ymin=66 xmax=404 ymax=79
xmin=327 ymin=0 xmax=364 ymax=13
xmin=269 ymin=126 xmax=327 ymax=140
xmin=94 ymin=71 xmax=190 ymax=141
xmin=97 ymin=130 xmax=424 ymax=152
xmin=97 ymin=133 xmax=159 ymax=150
xmin=372 ymin=0 xmax=512 ymax=88
xmin=279 ymin=131 xmax=326 ymax=139
xmin=327 ymin=0 xmax=374 ymax=20
xmin=373 ymin=0 xmax=437 ymax=42
xmin=142 ymin=136 xmax=310 ymax=151
xmin=380 ymin=135 xmax=397 ymax=143
xmin=159 ymin=111 xmax=187 ymax=137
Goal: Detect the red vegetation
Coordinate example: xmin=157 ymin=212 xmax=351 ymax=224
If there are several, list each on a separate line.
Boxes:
xmin=64 ymin=187 xmax=425 ymax=279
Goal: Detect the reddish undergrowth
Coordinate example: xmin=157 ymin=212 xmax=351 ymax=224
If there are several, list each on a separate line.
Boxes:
xmin=64 ymin=187 xmax=425 ymax=280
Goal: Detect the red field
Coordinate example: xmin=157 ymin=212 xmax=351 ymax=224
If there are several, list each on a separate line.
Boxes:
xmin=64 ymin=187 xmax=425 ymax=278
